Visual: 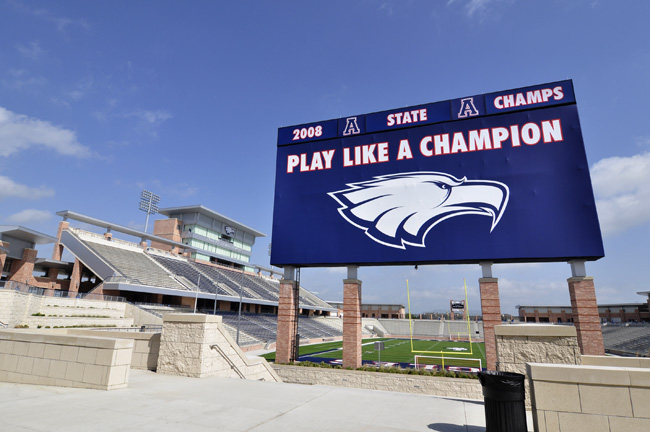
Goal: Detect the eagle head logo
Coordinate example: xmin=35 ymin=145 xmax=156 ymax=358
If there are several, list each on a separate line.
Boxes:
xmin=328 ymin=172 xmax=509 ymax=249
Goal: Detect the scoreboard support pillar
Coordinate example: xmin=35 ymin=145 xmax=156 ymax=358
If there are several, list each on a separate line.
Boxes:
xmin=276 ymin=267 xmax=299 ymax=364
xmin=568 ymin=261 xmax=605 ymax=355
xmin=343 ymin=266 xmax=362 ymax=369
xmin=479 ymin=262 xmax=501 ymax=371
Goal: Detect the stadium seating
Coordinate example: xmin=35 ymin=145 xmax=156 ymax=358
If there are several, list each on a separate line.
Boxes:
xmin=84 ymin=239 xmax=189 ymax=291
xmin=602 ymin=324 xmax=650 ymax=355
xmin=376 ymin=318 xmax=484 ymax=339
xmin=211 ymin=313 xmax=366 ymax=347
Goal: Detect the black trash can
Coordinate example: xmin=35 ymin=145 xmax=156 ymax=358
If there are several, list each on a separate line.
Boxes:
xmin=478 ymin=371 xmax=527 ymax=432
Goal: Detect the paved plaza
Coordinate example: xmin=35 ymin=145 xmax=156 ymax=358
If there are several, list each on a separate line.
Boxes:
xmin=0 ymin=369 xmax=536 ymax=432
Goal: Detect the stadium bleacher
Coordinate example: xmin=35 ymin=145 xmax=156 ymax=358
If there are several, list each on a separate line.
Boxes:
xmin=602 ymin=324 xmax=650 ymax=355
xmin=84 ymin=239 xmax=190 ymax=291
xmin=212 ymin=312 xmax=355 ymax=346
xmin=68 ymin=230 xmax=333 ymax=312
xmin=64 ymin=228 xmax=493 ymax=350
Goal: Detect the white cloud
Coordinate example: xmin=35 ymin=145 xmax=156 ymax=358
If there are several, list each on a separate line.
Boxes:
xmin=122 ymin=109 xmax=172 ymax=137
xmin=635 ymin=135 xmax=650 ymax=149
xmin=3 ymin=69 xmax=46 ymax=90
xmin=448 ymin=0 xmax=513 ymax=19
xmin=5 ymin=209 xmax=52 ymax=224
xmin=378 ymin=2 xmax=394 ymax=16
xmin=497 ymin=278 xmax=569 ymax=313
xmin=0 ymin=176 xmax=54 ymax=200
xmin=126 ymin=109 xmax=172 ymax=125
xmin=591 ymin=152 xmax=650 ymax=236
xmin=16 ymin=40 xmax=44 ymax=60
xmin=10 ymin=2 xmax=90 ymax=33
xmin=0 ymin=106 xmax=91 ymax=157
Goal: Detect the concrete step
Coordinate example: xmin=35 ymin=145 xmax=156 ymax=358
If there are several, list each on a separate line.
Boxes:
xmin=24 ymin=316 xmax=135 ymax=329
xmin=43 ymin=297 xmax=127 ymax=312
xmin=35 ymin=305 xmax=126 ymax=319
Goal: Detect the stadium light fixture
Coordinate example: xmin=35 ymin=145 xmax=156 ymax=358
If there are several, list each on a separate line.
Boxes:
xmin=139 ymin=190 xmax=160 ymax=233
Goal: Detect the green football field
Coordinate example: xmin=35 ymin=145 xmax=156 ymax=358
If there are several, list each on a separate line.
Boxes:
xmin=264 ymin=338 xmax=486 ymax=369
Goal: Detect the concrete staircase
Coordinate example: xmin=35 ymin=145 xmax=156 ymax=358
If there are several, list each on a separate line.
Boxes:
xmin=24 ymin=297 xmax=133 ymax=329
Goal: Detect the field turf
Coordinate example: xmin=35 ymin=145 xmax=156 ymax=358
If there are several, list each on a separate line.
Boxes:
xmin=263 ymin=338 xmax=486 ymax=368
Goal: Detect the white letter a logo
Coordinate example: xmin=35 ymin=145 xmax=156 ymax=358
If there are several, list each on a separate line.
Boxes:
xmin=458 ymin=98 xmax=479 ymax=118
xmin=343 ymin=117 xmax=361 ymax=135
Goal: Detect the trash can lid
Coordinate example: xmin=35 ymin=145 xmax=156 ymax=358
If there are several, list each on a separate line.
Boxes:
xmin=478 ymin=371 xmax=525 ymax=390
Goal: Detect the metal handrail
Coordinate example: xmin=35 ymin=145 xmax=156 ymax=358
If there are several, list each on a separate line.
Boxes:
xmin=0 ymin=281 xmax=125 ymax=302
xmin=92 ymin=325 xmax=163 ymax=332
xmin=209 ymin=344 xmax=245 ymax=379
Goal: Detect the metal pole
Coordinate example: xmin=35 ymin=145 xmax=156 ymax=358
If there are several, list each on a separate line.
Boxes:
xmin=194 ymin=274 xmax=200 ymax=313
xmin=236 ymin=278 xmax=243 ymax=345
xmin=144 ymin=193 xmax=153 ymax=232
xmin=213 ymin=284 xmax=218 ymax=315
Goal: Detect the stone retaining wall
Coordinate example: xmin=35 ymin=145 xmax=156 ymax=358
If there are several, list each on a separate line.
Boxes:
xmin=528 ymin=362 xmax=650 ymax=431
xmin=581 ymin=355 xmax=650 ymax=368
xmin=66 ymin=329 xmax=160 ymax=370
xmin=0 ymin=329 xmax=132 ymax=390
xmin=157 ymin=313 xmax=280 ymax=382
xmin=273 ymin=364 xmax=482 ymax=400
xmin=0 ymin=290 xmax=130 ymax=329
xmin=495 ymin=324 xmax=580 ymax=408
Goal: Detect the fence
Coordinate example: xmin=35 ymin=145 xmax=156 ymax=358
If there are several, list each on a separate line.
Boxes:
xmin=0 ymin=280 xmax=125 ymax=303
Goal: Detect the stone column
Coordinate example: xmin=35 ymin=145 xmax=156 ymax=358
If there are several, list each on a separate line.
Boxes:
xmin=568 ymin=261 xmax=604 ymax=355
xmin=52 ymin=220 xmax=69 ymax=261
xmin=343 ymin=266 xmax=362 ymax=369
xmin=157 ymin=313 xmax=222 ymax=377
xmin=276 ymin=267 xmax=298 ymax=364
xmin=479 ymin=262 xmax=500 ymax=371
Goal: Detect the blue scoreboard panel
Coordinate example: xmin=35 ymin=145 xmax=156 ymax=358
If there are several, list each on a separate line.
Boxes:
xmin=271 ymin=80 xmax=603 ymax=267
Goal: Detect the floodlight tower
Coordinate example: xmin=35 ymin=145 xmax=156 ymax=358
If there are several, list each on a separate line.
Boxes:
xmin=139 ymin=190 xmax=160 ymax=233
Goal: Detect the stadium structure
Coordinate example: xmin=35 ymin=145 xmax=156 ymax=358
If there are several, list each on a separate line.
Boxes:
xmin=518 ymin=300 xmax=650 ymax=324
xmin=0 ymin=207 xmax=351 ymax=348
xmin=519 ymin=301 xmax=650 ymax=357
xmin=327 ymin=301 xmax=405 ymax=319
xmin=2 ymin=207 xmax=648 ymax=357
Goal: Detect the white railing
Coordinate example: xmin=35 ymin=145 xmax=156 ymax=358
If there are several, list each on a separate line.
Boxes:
xmin=0 ymin=280 xmax=125 ymax=302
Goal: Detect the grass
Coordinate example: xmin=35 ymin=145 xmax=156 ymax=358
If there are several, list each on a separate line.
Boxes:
xmin=263 ymin=337 xmax=486 ymax=368
xmin=262 ymin=338 xmax=389 ymax=361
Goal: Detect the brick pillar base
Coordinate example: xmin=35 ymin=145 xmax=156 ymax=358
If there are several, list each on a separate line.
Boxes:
xmin=343 ymin=279 xmax=362 ymax=369
xmin=0 ymin=240 xmax=8 ymax=272
xmin=8 ymin=248 xmax=38 ymax=285
xmin=276 ymin=279 xmax=298 ymax=364
xmin=479 ymin=277 xmax=501 ymax=371
xmin=568 ymin=276 xmax=605 ymax=355
xmin=52 ymin=221 xmax=69 ymax=261
xmin=69 ymin=259 xmax=83 ymax=295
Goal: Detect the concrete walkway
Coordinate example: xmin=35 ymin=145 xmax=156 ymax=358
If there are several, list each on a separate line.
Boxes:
xmin=0 ymin=369 xmax=531 ymax=432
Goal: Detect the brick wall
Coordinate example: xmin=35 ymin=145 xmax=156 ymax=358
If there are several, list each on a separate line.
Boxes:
xmin=276 ymin=279 xmax=298 ymax=364
xmin=343 ymin=279 xmax=362 ymax=369
xmin=152 ymin=219 xmax=182 ymax=252
xmin=568 ymin=277 xmax=605 ymax=355
xmin=8 ymin=248 xmax=38 ymax=285
xmin=479 ymin=277 xmax=501 ymax=371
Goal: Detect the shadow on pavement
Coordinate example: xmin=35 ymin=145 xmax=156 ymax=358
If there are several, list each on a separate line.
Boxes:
xmin=428 ymin=423 xmax=485 ymax=432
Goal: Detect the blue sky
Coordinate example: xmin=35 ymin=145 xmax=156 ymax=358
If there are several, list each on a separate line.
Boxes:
xmin=1 ymin=0 xmax=649 ymax=314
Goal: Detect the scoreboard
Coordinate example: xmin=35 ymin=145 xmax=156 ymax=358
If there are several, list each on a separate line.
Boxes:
xmin=271 ymin=80 xmax=604 ymax=267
